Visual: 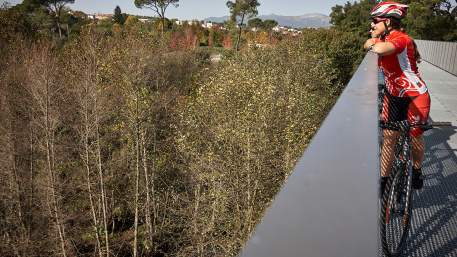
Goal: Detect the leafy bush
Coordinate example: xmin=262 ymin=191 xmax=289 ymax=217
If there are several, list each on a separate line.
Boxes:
xmin=0 ymin=24 xmax=364 ymax=256
xmin=174 ymin=28 xmax=363 ymax=256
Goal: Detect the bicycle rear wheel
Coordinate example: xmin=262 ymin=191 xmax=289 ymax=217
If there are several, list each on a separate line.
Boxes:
xmin=380 ymin=164 xmax=413 ymax=257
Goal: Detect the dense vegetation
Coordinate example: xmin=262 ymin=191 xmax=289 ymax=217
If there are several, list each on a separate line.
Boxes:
xmin=330 ymin=0 xmax=457 ymax=41
xmin=0 ymin=6 xmax=364 ymax=257
xmin=2 ymin=0 xmax=453 ymax=256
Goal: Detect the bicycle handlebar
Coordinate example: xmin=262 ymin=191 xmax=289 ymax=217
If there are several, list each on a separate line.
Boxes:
xmin=380 ymin=120 xmax=433 ymax=132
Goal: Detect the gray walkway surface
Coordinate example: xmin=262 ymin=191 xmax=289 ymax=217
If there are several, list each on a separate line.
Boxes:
xmin=396 ymin=61 xmax=457 ymax=257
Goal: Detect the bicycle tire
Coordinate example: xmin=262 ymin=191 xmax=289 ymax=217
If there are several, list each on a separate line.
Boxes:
xmin=380 ymin=163 xmax=413 ymax=257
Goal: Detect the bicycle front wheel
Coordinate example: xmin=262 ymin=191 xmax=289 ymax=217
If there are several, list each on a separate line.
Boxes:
xmin=380 ymin=165 xmax=413 ymax=257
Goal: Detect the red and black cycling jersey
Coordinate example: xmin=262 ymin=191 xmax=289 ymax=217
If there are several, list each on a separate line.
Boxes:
xmin=378 ymin=30 xmax=428 ymax=97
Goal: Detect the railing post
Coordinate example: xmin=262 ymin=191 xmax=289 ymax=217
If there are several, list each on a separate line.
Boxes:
xmin=415 ymin=40 xmax=457 ymax=76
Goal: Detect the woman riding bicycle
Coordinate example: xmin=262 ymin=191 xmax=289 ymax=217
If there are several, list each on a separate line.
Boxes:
xmin=363 ymin=2 xmax=431 ymax=194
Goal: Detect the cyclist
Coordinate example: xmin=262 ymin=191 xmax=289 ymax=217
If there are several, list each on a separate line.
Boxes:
xmin=363 ymin=2 xmax=431 ymax=194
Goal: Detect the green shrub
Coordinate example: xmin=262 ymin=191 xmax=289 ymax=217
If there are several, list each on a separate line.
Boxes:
xmin=174 ymin=28 xmax=363 ymax=256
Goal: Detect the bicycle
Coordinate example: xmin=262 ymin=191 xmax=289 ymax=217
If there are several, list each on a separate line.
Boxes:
xmin=379 ymin=120 xmax=432 ymax=257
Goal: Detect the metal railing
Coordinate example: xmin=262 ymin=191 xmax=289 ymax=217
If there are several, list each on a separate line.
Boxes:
xmin=415 ymin=40 xmax=457 ymax=76
xmin=239 ymin=52 xmax=380 ymax=257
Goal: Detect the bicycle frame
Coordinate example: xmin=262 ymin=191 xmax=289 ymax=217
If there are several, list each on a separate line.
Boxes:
xmin=387 ymin=125 xmax=414 ymax=222
xmin=381 ymin=121 xmax=416 ymax=257
xmin=392 ymin=122 xmax=414 ymax=177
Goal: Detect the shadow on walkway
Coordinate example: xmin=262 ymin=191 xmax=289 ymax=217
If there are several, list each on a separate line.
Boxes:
xmin=402 ymin=120 xmax=457 ymax=257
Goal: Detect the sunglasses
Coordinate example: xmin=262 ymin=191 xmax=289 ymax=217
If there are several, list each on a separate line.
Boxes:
xmin=369 ymin=18 xmax=386 ymax=33
xmin=371 ymin=18 xmax=388 ymax=24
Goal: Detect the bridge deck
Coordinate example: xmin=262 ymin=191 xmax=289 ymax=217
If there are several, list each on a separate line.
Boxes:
xmin=391 ymin=61 xmax=457 ymax=256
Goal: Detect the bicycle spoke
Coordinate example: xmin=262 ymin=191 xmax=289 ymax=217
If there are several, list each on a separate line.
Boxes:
xmin=380 ymin=120 xmax=427 ymax=256
xmin=381 ymin=167 xmax=413 ymax=257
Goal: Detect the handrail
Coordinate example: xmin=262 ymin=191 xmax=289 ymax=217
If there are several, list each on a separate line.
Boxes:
xmin=415 ymin=40 xmax=457 ymax=76
xmin=239 ymin=52 xmax=380 ymax=257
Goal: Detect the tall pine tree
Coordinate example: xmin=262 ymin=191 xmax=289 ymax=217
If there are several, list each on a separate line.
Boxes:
xmin=113 ymin=5 xmax=125 ymax=24
xmin=226 ymin=0 xmax=260 ymax=51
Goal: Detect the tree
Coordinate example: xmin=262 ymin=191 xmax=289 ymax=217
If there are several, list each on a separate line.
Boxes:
xmin=247 ymin=18 xmax=263 ymax=44
xmin=113 ymin=5 xmax=125 ymax=25
xmin=68 ymin=34 xmax=104 ymax=257
xmin=212 ymin=28 xmax=224 ymax=47
xmin=330 ymin=0 xmax=457 ymax=41
xmin=134 ymin=0 xmax=179 ymax=36
xmin=41 ymin=0 xmax=75 ymax=39
xmin=124 ymin=15 xmax=139 ymax=27
xmin=25 ymin=42 xmax=69 ymax=257
xmin=263 ymin=19 xmax=278 ymax=30
xmin=329 ymin=0 xmax=376 ymax=37
xmin=174 ymin=29 xmax=358 ymax=255
xmin=226 ymin=0 xmax=260 ymax=51
xmin=263 ymin=19 xmax=278 ymax=43
xmin=401 ymin=0 xmax=457 ymax=41
xmin=247 ymin=17 xmax=263 ymax=29
xmin=0 ymin=0 xmax=55 ymax=44
xmin=68 ymin=28 xmax=111 ymax=257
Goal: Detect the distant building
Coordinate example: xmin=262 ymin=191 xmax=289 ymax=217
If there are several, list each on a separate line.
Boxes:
xmin=271 ymin=25 xmax=302 ymax=36
xmin=185 ymin=20 xmax=201 ymax=26
xmin=88 ymin=13 xmax=113 ymax=20
xmin=202 ymin=22 xmax=213 ymax=29
xmin=173 ymin=19 xmax=227 ymax=30
xmin=139 ymin=18 xmax=152 ymax=23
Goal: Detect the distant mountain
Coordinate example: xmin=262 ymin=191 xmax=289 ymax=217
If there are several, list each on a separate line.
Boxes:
xmin=204 ymin=13 xmax=330 ymax=28
xmin=204 ymin=16 xmax=231 ymax=24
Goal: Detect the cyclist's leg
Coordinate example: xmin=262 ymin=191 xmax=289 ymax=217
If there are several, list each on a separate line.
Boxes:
xmin=380 ymin=92 xmax=410 ymax=178
xmin=408 ymin=92 xmax=431 ymax=189
xmin=411 ymin=136 xmax=425 ymax=169
xmin=381 ymin=129 xmax=400 ymax=177
xmin=408 ymin=92 xmax=431 ymax=169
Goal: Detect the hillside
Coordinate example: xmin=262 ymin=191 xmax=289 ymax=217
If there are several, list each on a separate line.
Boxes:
xmin=205 ymin=13 xmax=331 ymax=28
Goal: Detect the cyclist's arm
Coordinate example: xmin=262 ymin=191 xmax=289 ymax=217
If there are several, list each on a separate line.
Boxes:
xmin=371 ymin=42 xmax=396 ymax=56
xmin=364 ymin=38 xmax=396 ymax=56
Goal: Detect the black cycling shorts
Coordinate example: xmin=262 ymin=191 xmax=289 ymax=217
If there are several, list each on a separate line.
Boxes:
xmin=381 ymin=91 xmax=431 ymax=137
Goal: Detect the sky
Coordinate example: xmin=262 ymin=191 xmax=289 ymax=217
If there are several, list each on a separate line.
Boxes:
xmin=2 ymin=0 xmax=350 ymax=20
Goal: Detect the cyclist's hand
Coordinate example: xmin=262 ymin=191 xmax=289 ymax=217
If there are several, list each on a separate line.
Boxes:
xmin=364 ymin=38 xmax=378 ymax=50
